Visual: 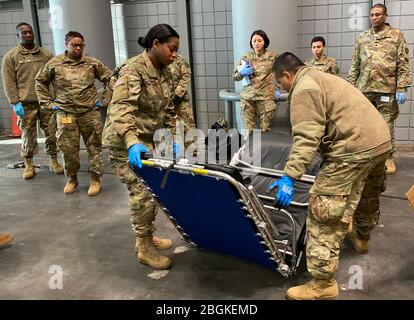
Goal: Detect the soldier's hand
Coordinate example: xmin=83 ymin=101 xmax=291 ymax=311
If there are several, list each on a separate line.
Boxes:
xmin=396 ymin=92 xmax=407 ymax=104
xmin=12 ymin=102 xmax=24 ymax=117
xmin=268 ymin=175 xmax=295 ymax=208
xmin=239 ymin=64 xmax=253 ymax=77
xmin=128 ymin=143 xmax=149 ymax=169
xmin=275 ymin=90 xmax=282 ymax=101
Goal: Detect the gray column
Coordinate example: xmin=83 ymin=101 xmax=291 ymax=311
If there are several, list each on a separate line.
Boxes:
xmin=49 ymin=0 xmax=115 ymax=68
xmin=231 ymin=0 xmax=298 ymax=131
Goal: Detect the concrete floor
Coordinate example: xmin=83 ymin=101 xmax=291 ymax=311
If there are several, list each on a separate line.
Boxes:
xmin=0 ymin=139 xmax=414 ymax=300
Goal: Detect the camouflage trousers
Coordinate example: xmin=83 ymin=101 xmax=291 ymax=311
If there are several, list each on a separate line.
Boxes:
xmin=109 ymin=147 xmax=157 ymax=237
xmin=240 ymin=99 xmax=276 ymax=134
xmin=56 ymin=109 xmax=103 ymax=177
xmin=306 ymin=152 xmax=388 ymax=280
xmin=17 ymin=102 xmax=58 ymax=158
xmin=364 ymin=92 xmax=398 ymax=158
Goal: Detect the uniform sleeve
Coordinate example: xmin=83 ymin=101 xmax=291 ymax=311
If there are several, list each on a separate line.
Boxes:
xmin=174 ymin=58 xmax=191 ymax=98
xmin=100 ymin=74 xmax=116 ymax=107
xmin=1 ymin=51 xmax=19 ymax=104
xmin=396 ymin=33 xmax=412 ymax=92
xmin=283 ymin=88 xmax=326 ymax=180
xmin=94 ymin=60 xmax=114 ymax=106
xmin=109 ymin=67 xmax=142 ymax=149
xmin=35 ymin=62 xmax=55 ymax=110
xmin=347 ymin=37 xmax=361 ymax=86
xmin=331 ymin=59 xmax=340 ymax=76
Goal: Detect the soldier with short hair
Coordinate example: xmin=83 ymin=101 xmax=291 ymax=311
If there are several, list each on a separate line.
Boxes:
xmin=35 ymin=31 xmax=112 ymax=196
xmin=233 ymin=30 xmax=277 ymax=134
xmin=271 ymin=52 xmax=391 ymax=300
xmin=102 ymin=24 xmax=179 ymax=270
xmin=305 ymin=36 xmax=340 ymax=75
xmin=1 ymin=22 xmax=63 ymax=180
xmin=347 ymin=3 xmax=412 ymax=174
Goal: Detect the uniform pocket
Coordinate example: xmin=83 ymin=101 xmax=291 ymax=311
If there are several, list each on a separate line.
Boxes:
xmin=309 ymin=194 xmax=348 ymax=224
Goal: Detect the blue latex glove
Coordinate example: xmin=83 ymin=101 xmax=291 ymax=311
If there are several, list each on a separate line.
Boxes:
xmin=396 ymin=92 xmax=407 ymax=104
xmin=51 ymin=106 xmax=60 ymax=111
xmin=95 ymin=101 xmax=103 ymax=108
xmin=12 ymin=102 xmax=24 ymax=117
xmin=239 ymin=65 xmax=253 ymax=77
xmin=275 ymin=90 xmax=282 ymax=101
xmin=268 ymin=175 xmax=295 ymax=208
xmin=128 ymin=143 xmax=149 ymax=169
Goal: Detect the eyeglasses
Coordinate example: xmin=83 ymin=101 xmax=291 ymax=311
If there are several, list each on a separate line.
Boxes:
xmin=68 ymin=43 xmax=85 ymax=49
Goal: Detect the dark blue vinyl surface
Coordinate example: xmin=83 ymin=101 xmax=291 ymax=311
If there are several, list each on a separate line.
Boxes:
xmin=137 ymin=166 xmax=277 ymax=270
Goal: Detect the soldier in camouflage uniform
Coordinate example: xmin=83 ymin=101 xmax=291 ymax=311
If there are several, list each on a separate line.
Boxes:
xmin=233 ymin=30 xmax=277 ymax=134
xmin=102 ymin=24 xmax=180 ymax=270
xmin=272 ymin=53 xmax=391 ymax=300
xmin=1 ymin=22 xmax=63 ymax=180
xmin=35 ymin=31 xmax=112 ymax=196
xmin=305 ymin=36 xmax=340 ymax=75
xmin=347 ymin=4 xmax=412 ymax=174
xmin=169 ymin=53 xmax=196 ymax=135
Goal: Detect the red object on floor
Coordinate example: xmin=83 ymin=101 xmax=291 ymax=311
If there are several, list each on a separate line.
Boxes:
xmin=9 ymin=108 xmax=22 ymax=137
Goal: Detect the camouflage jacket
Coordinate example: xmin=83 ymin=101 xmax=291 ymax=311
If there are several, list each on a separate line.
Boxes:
xmin=285 ymin=67 xmax=391 ymax=182
xmin=1 ymin=44 xmax=53 ymax=104
xmin=233 ymin=50 xmax=277 ymax=101
xmin=347 ymin=24 xmax=412 ymax=93
xmin=102 ymin=51 xmax=176 ymax=149
xmin=168 ymin=53 xmax=191 ymax=101
xmin=304 ymin=55 xmax=340 ymax=75
xmin=35 ymin=52 xmax=112 ymax=113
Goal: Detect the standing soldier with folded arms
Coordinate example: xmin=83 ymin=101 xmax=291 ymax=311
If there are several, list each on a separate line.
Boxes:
xmin=1 ymin=22 xmax=63 ymax=180
xmin=347 ymin=4 xmax=412 ymax=174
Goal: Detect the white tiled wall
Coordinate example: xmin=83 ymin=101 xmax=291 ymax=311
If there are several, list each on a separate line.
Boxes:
xmin=116 ymin=0 xmax=179 ymax=59
xmin=386 ymin=0 xmax=414 ymax=143
xmin=190 ymin=0 xmax=233 ymax=131
xmin=37 ymin=8 xmax=54 ymax=54
xmin=298 ymin=0 xmax=414 ymax=144
xmin=298 ymin=0 xmax=371 ymax=77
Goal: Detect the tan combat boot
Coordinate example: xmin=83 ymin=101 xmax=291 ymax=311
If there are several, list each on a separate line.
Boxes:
xmin=23 ymin=156 xmax=35 ymax=180
xmin=385 ymin=158 xmax=396 ymax=175
xmin=136 ymin=236 xmax=172 ymax=270
xmin=286 ymin=278 xmax=339 ymax=300
xmin=135 ymin=236 xmax=173 ymax=252
xmin=49 ymin=155 xmax=64 ymax=174
xmin=87 ymin=172 xmax=101 ymax=197
xmin=0 ymin=233 xmax=13 ymax=246
xmin=348 ymin=223 xmax=369 ymax=254
xmin=64 ymin=176 xmax=78 ymax=194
